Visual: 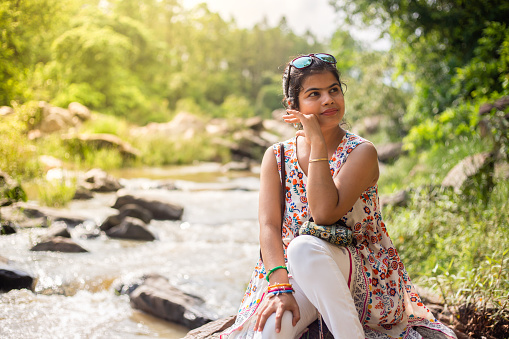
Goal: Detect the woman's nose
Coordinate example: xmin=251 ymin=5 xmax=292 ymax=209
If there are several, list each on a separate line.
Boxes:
xmin=322 ymin=93 xmax=334 ymax=105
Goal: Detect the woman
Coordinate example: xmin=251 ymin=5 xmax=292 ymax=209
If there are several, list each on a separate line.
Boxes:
xmin=221 ymin=53 xmax=457 ymax=339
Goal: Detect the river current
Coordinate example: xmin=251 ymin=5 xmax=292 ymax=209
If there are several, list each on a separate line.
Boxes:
xmin=0 ymin=165 xmax=262 ymax=338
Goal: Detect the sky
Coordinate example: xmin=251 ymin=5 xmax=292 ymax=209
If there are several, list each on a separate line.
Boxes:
xmin=181 ymin=0 xmax=390 ymax=50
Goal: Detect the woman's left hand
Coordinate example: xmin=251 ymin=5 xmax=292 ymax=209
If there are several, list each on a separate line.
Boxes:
xmin=282 ymin=109 xmax=323 ymax=143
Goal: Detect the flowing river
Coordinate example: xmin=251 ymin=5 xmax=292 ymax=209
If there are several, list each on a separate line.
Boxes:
xmin=0 ymin=164 xmax=262 ymax=339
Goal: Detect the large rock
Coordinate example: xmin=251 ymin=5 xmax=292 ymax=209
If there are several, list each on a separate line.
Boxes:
xmin=113 ymin=192 xmax=183 ymax=220
xmin=81 ymin=168 xmax=122 ymax=192
xmin=17 ymin=203 xmax=88 ymax=227
xmin=105 ymin=217 xmax=155 ymax=241
xmin=30 ymin=236 xmax=89 ymax=253
xmin=0 ymin=264 xmax=37 ymax=292
xmin=1 ymin=221 xmax=17 ymax=235
xmin=42 ymin=222 xmax=71 ymax=240
xmin=131 ymin=112 xmax=206 ymax=141
xmin=380 ymin=189 xmax=409 ymax=209
xmin=68 ymin=102 xmax=91 ymax=121
xmin=129 ymin=274 xmax=217 ymax=329
xmin=376 ymin=142 xmax=404 ymax=163
xmin=183 ymin=315 xmax=236 ymax=339
xmin=441 ymin=152 xmax=493 ymax=193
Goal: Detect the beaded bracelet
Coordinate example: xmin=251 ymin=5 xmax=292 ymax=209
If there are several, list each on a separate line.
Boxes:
xmin=265 ymin=265 xmax=289 ymax=282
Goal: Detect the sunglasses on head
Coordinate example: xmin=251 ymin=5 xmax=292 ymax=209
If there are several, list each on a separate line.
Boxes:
xmin=290 ymin=53 xmax=337 ymax=69
xmin=285 ymin=53 xmax=337 ymax=104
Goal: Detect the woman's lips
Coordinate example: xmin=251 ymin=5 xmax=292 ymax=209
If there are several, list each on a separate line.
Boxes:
xmin=321 ymin=108 xmax=338 ymax=116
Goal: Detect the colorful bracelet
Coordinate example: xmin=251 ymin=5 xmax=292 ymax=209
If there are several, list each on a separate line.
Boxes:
xmin=265 ymin=265 xmax=289 ymax=282
xmin=309 ymin=157 xmax=328 ymax=163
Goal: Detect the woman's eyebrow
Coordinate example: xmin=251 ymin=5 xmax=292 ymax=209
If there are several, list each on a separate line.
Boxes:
xmin=303 ymin=82 xmax=340 ymax=93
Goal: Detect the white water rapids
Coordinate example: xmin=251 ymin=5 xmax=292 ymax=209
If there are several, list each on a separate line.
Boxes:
xmin=0 ymin=166 xmax=262 ymax=338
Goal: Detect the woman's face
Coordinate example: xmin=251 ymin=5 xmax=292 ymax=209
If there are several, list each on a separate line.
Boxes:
xmin=297 ymin=71 xmax=345 ymax=128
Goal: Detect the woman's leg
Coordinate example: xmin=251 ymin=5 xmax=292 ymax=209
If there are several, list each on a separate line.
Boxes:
xmin=259 ymin=277 xmax=318 ymax=339
xmin=287 ymin=235 xmax=364 ymax=339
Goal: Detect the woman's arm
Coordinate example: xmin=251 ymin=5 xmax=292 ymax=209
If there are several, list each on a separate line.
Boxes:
xmin=307 ymin=142 xmax=379 ymax=225
xmin=254 ymin=146 xmax=300 ymax=333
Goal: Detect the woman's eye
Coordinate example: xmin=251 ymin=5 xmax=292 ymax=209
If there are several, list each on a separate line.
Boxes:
xmin=330 ymin=87 xmax=340 ymax=93
xmin=309 ymin=91 xmax=319 ymax=97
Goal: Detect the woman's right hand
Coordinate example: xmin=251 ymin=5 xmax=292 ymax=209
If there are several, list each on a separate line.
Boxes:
xmin=253 ymin=293 xmax=300 ymax=333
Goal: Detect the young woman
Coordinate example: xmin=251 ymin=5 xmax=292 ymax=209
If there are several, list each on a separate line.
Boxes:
xmin=221 ymin=53 xmax=457 ymax=339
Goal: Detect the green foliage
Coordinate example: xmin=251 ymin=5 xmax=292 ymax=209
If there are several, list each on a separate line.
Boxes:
xmin=0 ymin=102 xmax=42 ymax=179
xmin=36 ymin=178 xmax=76 ymax=207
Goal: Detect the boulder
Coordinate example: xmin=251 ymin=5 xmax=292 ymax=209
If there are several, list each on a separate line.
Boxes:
xmin=68 ymin=102 xmax=91 ymax=121
xmin=118 ymin=204 xmax=153 ymax=224
xmin=38 ymin=155 xmax=64 ymax=171
xmin=81 ymin=168 xmax=122 ymax=192
xmin=131 ymin=112 xmax=206 ymax=141
xmin=43 ymin=222 xmax=71 ymax=240
xmin=380 ymin=190 xmax=409 ymax=209
xmin=30 ymin=236 xmax=89 ymax=253
xmin=129 ymin=274 xmax=217 ymax=329
xmin=0 ymin=264 xmax=37 ymax=292
xmin=73 ymin=186 xmax=94 ymax=200
xmin=1 ymin=221 xmax=16 ymax=235
xmin=100 ymin=214 xmax=123 ymax=232
xmin=441 ymin=152 xmax=493 ymax=193
xmin=38 ymin=102 xmax=78 ymax=133
xmin=105 ymin=217 xmax=155 ymax=241
xmin=18 ymin=203 xmax=88 ymax=227
xmin=113 ymin=192 xmax=183 ymax=220
xmin=183 ymin=315 xmax=236 ymax=339
xmin=376 ymin=142 xmax=404 ymax=163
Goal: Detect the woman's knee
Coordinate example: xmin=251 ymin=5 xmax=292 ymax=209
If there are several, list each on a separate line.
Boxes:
xmin=261 ymin=310 xmax=297 ymax=339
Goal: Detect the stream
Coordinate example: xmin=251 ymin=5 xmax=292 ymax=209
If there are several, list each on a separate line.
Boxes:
xmin=0 ymin=164 xmax=261 ymax=339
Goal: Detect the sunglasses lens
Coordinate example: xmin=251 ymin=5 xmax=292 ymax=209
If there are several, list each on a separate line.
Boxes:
xmin=315 ymin=53 xmax=336 ymax=64
xmin=292 ymin=56 xmax=313 ymax=69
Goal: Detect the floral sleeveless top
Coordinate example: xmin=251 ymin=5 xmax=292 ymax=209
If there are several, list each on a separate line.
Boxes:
xmin=221 ymin=132 xmax=457 ymax=339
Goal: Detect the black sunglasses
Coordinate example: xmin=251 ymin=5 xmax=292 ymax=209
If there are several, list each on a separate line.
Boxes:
xmin=285 ymin=53 xmax=337 ymax=103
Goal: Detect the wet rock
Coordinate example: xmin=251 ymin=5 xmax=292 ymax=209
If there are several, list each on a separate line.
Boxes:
xmin=0 ymin=264 xmax=37 ymax=292
xmin=183 ymin=315 xmax=236 ymax=339
xmin=73 ymin=186 xmax=94 ymax=200
xmin=18 ymin=203 xmax=88 ymax=227
xmin=129 ymin=274 xmax=217 ymax=329
xmin=30 ymin=236 xmax=89 ymax=253
xmin=82 ymin=168 xmax=122 ymax=192
xmin=43 ymin=222 xmax=71 ymax=240
xmin=99 ymin=214 xmax=123 ymax=232
xmin=113 ymin=192 xmax=183 ymax=220
xmin=118 ymin=204 xmax=153 ymax=224
xmin=376 ymin=142 xmax=405 ymax=163
xmin=105 ymin=217 xmax=155 ymax=241
xmin=380 ymin=190 xmax=409 ymax=209
xmin=1 ymin=220 xmax=17 ymax=234
xmin=0 ymin=205 xmax=49 ymax=228
xmin=0 ymin=171 xmax=27 ymax=207
xmin=441 ymin=152 xmax=493 ymax=193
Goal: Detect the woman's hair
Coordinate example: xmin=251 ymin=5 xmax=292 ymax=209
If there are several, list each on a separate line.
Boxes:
xmin=282 ymin=55 xmax=346 ymax=110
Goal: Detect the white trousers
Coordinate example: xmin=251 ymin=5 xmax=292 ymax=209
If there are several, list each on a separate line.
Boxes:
xmin=259 ymin=235 xmax=364 ymax=339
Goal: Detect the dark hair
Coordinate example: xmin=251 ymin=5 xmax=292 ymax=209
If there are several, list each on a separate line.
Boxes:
xmin=282 ymin=55 xmax=346 ymax=110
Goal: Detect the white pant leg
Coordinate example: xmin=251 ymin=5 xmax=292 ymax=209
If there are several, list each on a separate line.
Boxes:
xmin=256 ymin=277 xmax=318 ymax=339
xmin=287 ymin=235 xmax=364 ymax=339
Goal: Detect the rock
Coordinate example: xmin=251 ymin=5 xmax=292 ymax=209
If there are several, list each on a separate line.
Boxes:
xmin=62 ymin=133 xmax=141 ymax=158
xmin=131 ymin=112 xmax=206 ymax=141
xmin=441 ymin=152 xmax=493 ymax=193
xmin=1 ymin=221 xmax=16 ymax=235
xmin=245 ymin=116 xmax=264 ymax=131
xmin=0 ymin=106 xmax=14 ymax=117
xmin=0 ymin=205 xmax=49 ymax=228
xmin=30 ymin=236 xmax=89 ymax=253
xmin=129 ymin=274 xmax=217 ymax=329
xmin=0 ymin=171 xmax=27 ymax=207
xmin=105 ymin=217 xmax=155 ymax=241
xmin=68 ymin=102 xmax=91 ymax=121
xmin=18 ymin=203 xmax=88 ymax=227
xmin=0 ymin=264 xmax=37 ymax=292
xmin=183 ymin=315 xmax=236 ymax=339
xmin=38 ymin=104 xmax=76 ymax=133
xmin=376 ymin=142 xmax=404 ymax=163
xmin=118 ymin=204 xmax=153 ymax=224
xmin=380 ymin=190 xmax=409 ymax=209
xmin=82 ymin=168 xmax=122 ymax=192
xmin=113 ymin=192 xmax=183 ymax=220
xmin=221 ymin=161 xmax=251 ymax=172
xmin=73 ymin=186 xmax=94 ymax=200
xmin=99 ymin=214 xmax=123 ymax=232
xmin=43 ymin=222 xmax=71 ymax=239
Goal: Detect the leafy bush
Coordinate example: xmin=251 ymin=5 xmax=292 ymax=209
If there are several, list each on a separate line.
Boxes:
xmin=36 ymin=178 xmax=76 ymax=208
